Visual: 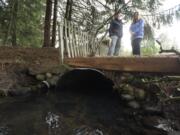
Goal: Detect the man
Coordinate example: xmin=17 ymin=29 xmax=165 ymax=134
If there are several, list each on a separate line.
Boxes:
xmin=108 ymin=12 xmax=123 ymax=56
xmin=130 ymin=12 xmax=144 ymax=55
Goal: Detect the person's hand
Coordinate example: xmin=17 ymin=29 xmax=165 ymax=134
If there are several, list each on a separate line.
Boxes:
xmin=130 ymin=31 xmax=135 ymax=35
xmin=117 ymin=13 xmax=125 ymax=20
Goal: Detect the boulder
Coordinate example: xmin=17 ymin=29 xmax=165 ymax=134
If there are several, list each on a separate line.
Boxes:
xmin=46 ymin=72 xmax=52 ymax=79
xmin=113 ymin=84 xmax=124 ymax=94
xmin=8 ymin=87 xmax=31 ymax=96
xmin=47 ymin=75 xmax=59 ymax=86
xmin=127 ymin=101 xmax=140 ymax=109
xmin=50 ymin=64 xmax=72 ymax=74
xmin=121 ymin=94 xmax=134 ymax=101
xmin=122 ymin=84 xmax=134 ymax=96
xmin=0 ymin=90 xmax=6 ymax=97
xmin=143 ymin=106 xmax=163 ymax=115
xmin=36 ymin=74 xmax=45 ymax=81
xmin=120 ymin=73 xmax=134 ymax=83
xmin=134 ymin=88 xmax=146 ymax=100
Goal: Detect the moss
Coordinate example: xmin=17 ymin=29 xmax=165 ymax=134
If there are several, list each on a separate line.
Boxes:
xmin=134 ymin=88 xmax=146 ymax=100
xmin=122 ymin=84 xmax=134 ymax=96
xmin=36 ymin=74 xmax=45 ymax=81
xmin=0 ymin=90 xmax=6 ymax=97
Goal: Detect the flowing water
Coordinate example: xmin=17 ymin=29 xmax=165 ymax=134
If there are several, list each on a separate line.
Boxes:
xmin=0 ymin=90 xmax=126 ymax=135
xmin=0 ymin=89 xmax=179 ymax=135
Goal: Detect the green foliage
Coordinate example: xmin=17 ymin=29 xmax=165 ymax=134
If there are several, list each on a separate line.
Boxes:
xmin=17 ymin=0 xmax=45 ymax=47
xmin=175 ymin=8 xmax=180 ymax=19
xmin=144 ymin=23 xmax=154 ymax=40
xmin=146 ymin=4 xmax=180 ymax=29
xmin=0 ymin=0 xmax=174 ymax=48
xmin=141 ymin=39 xmax=160 ymax=55
xmin=0 ymin=0 xmax=45 ymax=47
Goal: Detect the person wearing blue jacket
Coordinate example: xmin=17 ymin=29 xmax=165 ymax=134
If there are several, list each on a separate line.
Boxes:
xmin=130 ymin=12 xmax=144 ymax=55
xmin=108 ymin=12 xmax=123 ymax=56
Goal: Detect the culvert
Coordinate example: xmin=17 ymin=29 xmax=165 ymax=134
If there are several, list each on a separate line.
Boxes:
xmin=55 ymin=68 xmax=114 ymax=94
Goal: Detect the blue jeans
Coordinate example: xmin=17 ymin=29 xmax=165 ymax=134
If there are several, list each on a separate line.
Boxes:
xmin=108 ymin=35 xmax=121 ymax=56
xmin=131 ymin=38 xmax=142 ymax=55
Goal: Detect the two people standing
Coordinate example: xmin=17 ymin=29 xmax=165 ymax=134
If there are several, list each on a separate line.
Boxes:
xmin=108 ymin=11 xmax=144 ymax=56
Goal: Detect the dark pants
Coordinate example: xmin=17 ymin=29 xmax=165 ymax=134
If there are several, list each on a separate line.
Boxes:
xmin=131 ymin=38 xmax=142 ymax=55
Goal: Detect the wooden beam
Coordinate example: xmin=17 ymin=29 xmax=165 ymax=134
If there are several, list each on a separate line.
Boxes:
xmin=64 ymin=56 xmax=180 ymax=74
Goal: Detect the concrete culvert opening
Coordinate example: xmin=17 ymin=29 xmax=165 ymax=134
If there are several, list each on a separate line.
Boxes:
xmin=55 ymin=68 xmax=114 ymax=95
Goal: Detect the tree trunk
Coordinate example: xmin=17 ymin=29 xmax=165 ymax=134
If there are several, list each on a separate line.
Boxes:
xmin=43 ymin=0 xmax=52 ymax=47
xmin=68 ymin=0 xmax=73 ymax=21
xmin=51 ymin=0 xmax=58 ymax=47
xmin=65 ymin=0 xmax=73 ymax=21
xmin=3 ymin=0 xmax=18 ymax=46
xmin=11 ymin=0 xmax=18 ymax=46
xmin=63 ymin=0 xmax=73 ymax=56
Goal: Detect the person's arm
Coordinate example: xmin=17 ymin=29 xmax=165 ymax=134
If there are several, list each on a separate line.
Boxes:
xmin=129 ymin=24 xmax=135 ymax=35
xmin=109 ymin=21 xmax=113 ymax=36
xmin=138 ymin=19 xmax=144 ymax=34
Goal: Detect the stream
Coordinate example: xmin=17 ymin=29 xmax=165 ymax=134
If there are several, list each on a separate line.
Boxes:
xmin=0 ymin=68 xmax=180 ymax=135
xmin=0 ymin=90 xmax=123 ymax=135
xmin=0 ymin=89 xmax=179 ymax=135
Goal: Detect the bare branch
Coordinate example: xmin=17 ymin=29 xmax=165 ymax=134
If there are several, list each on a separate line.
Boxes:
xmin=95 ymin=0 xmax=132 ymax=36
xmin=0 ymin=0 xmax=6 ymax=6
xmin=95 ymin=0 xmax=111 ymax=11
xmin=156 ymin=40 xmax=180 ymax=56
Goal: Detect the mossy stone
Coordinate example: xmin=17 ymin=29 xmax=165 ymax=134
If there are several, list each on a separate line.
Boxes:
xmin=134 ymin=89 xmax=146 ymax=100
xmin=46 ymin=72 xmax=52 ymax=79
xmin=36 ymin=74 xmax=45 ymax=81
xmin=122 ymin=84 xmax=134 ymax=96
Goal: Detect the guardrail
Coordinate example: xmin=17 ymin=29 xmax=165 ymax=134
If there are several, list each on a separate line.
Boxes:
xmin=57 ymin=20 xmax=99 ymax=63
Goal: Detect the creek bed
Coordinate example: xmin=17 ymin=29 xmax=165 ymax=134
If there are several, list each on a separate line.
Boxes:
xmin=0 ymin=89 xmax=179 ymax=135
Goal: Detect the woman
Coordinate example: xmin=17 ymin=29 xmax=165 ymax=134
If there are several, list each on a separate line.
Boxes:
xmin=130 ymin=12 xmax=144 ymax=55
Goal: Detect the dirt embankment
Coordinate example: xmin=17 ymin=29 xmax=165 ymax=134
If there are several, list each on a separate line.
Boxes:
xmin=0 ymin=47 xmax=60 ymax=71
xmin=0 ymin=47 xmax=61 ymax=95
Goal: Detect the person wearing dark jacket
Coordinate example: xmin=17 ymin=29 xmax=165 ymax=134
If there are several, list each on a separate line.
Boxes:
xmin=108 ymin=12 xmax=123 ymax=56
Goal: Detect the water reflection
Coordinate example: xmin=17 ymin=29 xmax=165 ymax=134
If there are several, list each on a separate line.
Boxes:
xmin=45 ymin=112 xmax=62 ymax=135
xmin=0 ymin=91 xmax=116 ymax=135
xmin=0 ymin=90 xmax=176 ymax=135
xmin=0 ymin=126 xmax=9 ymax=135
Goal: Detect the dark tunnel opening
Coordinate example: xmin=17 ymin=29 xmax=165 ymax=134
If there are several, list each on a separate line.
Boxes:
xmin=55 ymin=68 xmax=114 ymax=95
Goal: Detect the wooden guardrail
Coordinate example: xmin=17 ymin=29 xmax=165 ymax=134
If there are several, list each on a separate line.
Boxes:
xmin=64 ymin=56 xmax=180 ymax=74
xmin=57 ymin=20 xmax=99 ymax=63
